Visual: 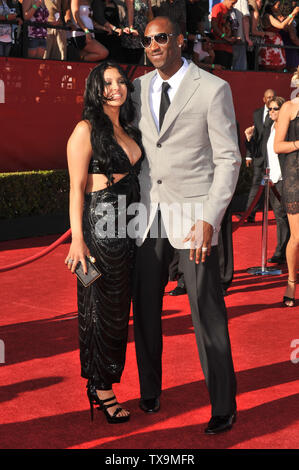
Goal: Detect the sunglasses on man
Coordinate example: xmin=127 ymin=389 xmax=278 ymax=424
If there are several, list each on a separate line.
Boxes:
xmin=141 ymin=33 xmax=178 ymax=48
xmin=268 ymin=107 xmax=280 ymax=111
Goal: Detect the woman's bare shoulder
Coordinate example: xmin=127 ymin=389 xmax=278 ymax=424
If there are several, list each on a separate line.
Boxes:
xmin=74 ymin=119 xmax=91 ymax=133
xmin=69 ymin=120 xmax=91 ymax=141
xmin=281 ymin=99 xmax=299 ymax=119
xmin=67 ymin=120 xmax=92 ymax=155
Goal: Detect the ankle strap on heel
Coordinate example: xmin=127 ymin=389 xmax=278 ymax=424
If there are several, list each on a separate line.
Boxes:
xmin=99 ymin=395 xmax=116 ymax=404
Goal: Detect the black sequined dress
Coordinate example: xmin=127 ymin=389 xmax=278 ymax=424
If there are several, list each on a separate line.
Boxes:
xmin=279 ymin=115 xmax=299 ymax=214
xmin=78 ymin=139 xmax=143 ymax=389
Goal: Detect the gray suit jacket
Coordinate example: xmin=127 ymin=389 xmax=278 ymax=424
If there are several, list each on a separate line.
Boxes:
xmin=132 ymin=62 xmax=241 ymax=249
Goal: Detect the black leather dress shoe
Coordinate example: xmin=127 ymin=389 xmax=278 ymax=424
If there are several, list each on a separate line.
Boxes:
xmin=139 ymin=397 xmax=160 ymax=413
xmin=267 ymin=255 xmax=286 ymax=264
xmin=204 ymin=411 xmax=236 ymax=435
xmin=169 ymin=286 xmax=187 ymax=296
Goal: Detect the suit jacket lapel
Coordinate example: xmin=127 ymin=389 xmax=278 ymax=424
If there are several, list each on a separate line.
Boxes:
xmin=141 ymin=70 xmax=159 ymax=137
xmin=159 ymin=62 xmax=201 ymax=138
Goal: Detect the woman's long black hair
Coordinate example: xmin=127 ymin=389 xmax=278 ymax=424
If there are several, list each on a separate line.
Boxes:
xmin=82 ymin=61 xmax=141 ymax=185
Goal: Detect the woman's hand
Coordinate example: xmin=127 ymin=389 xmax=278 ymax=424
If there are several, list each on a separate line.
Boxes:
xmin=291 ymin=6 xmax=299 ymax=17
xmin=34 ymin=0 xmax=42 ymax=8
xmin=226 ymin=36 xmax=237 ymax=44
xmin=65 ymin=238 xmax=91 ymax=274
xmin=114 ymin=27 xmax=122 ymax=36
xmin=214 ymin=63 xmax=224 ymax=70
xmin=85 ymin=32 xmax=92 ymax=43
xmin=7 ymin=13 xmax=17 ymax=20
xmin=123 ymin=26 xmax=138 ymax=36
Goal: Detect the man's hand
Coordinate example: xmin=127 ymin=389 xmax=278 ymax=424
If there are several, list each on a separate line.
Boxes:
xmin=183 ymin=220 xmax=214 ymax=264
xmin=123 ymin=26 xmax=139 ymax=36
xmin=213 ymin=63 xmax=224 ymax=70
xmin=246 ymin=158 xmax=252 ymax=167
xmin=245 ymin=125 xmax=254 ymax=141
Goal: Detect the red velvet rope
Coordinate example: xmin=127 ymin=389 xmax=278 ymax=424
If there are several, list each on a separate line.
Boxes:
xmin=232 ymin=180 xmax=281 ymax=232
xmin=232 ymin=184 xmax=264 ymax=232
xmin=0 ymin=229 xmax=71 ymax=272
xmin=270 ymin=182 xmax=281 ymax=202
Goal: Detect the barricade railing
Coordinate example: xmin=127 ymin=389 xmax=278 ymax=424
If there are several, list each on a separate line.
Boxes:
xmin=194 ymin=35 xmax=299 ymax=72
xmin=0 ymin=18 xmax=298 ymax=71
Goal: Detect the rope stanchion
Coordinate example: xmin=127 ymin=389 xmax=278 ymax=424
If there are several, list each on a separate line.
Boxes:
xmin=0 ymin=229 xmax=71 ymax=273
xmin=247 ymin=168 xmax=282 ymax=276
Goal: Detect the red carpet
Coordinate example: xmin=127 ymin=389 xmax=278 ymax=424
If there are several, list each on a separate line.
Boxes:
xmin=0 ymin=213 xmax=298 ymax=450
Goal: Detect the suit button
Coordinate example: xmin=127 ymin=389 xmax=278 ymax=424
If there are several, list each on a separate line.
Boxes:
xmin=157 ymin=143 xmax=162 ymax=148
xmin=157 ymin=180 xmax=162 ymax=184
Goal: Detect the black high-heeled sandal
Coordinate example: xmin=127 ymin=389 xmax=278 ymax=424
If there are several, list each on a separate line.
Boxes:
xmin=283 ymin=279 xmax=296 ymax=307
xmin=87 ymin=383 xmax=130 ymax=424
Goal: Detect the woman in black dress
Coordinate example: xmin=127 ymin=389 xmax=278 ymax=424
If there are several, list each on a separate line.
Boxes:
xmin=274 ymin=67 xmax=299 ymax=307
xmin=65 ymin=61 xmax=143 ymax=422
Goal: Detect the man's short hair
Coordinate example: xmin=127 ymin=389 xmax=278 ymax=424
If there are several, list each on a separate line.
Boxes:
xmin=153 ymin=16 xmax=181 ymax=35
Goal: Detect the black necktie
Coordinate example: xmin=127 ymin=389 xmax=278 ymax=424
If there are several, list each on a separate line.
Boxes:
xmin=264 ymin=110 xmax=271 ymax=127
xmin=159 ymin=82 xmax=170 ymax=130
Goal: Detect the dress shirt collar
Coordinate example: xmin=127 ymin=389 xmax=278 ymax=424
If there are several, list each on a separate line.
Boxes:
xmin=152 ymin=57 xmax=189 ymax=94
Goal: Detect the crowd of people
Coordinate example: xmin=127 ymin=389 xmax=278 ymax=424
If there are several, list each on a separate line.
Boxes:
xmin=0 ymin=0 xmax=299 ymax=71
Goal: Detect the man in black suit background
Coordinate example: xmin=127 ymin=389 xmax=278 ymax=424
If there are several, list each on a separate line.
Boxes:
xmin=245 ymin=89 xmax=275 ymax=222
xmin=245 ymin=89 xmax=289 ymax=264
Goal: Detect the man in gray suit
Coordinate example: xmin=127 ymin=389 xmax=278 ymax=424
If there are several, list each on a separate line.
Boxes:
xmin=132 ymin=16 xmax=241 ymax=434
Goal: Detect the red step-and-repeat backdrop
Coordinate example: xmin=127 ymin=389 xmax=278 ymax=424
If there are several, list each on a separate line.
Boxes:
xmin=0 ymin=56 xmax=294 ymax=172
